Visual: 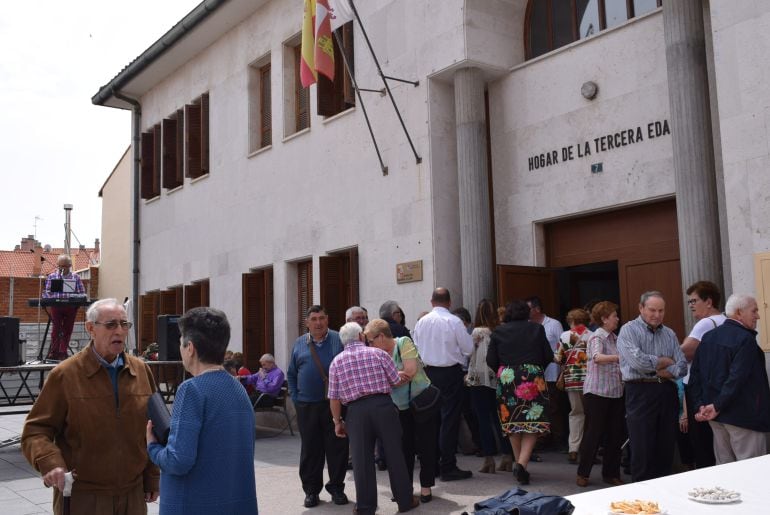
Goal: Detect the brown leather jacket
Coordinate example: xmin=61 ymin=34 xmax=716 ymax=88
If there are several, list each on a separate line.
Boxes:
xmin=22 ymin=344 xmax=160 ymax=495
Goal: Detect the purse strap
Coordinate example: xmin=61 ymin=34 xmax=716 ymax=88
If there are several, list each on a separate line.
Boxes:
xmin=394 ymin=337 xmax=413 ymax=402
xmin=307 ymin=333 xmax=329 ymax=393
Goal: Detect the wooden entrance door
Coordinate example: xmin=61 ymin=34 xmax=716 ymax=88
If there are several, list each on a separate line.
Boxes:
xmin=496 ymin=265 xmax=558 ymax=316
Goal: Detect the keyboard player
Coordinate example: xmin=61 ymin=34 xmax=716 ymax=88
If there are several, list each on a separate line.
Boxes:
xmin=42 ymin=255 xmax=86 ymax=360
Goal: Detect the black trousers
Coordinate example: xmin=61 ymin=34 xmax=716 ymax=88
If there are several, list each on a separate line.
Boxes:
xmin=347 ymin=395 xmax=413 ymax=514
xmin=425 ymin=364 xmax=464 ymax=472
xmin=295 ymin=401 xmax=349 ymax=496
xmin=577 ymin=393 xmax=625 ymax=479
xmin=399 ymin=405 xmax=438 ymax=487
xmin=684 ymin=382 xmax=716 ymax=468
xmin=625 ymin=382 xmax=678 ymax=481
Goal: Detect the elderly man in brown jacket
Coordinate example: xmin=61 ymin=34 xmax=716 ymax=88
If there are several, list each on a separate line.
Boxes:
xmin=22 ymin=298 xmax=159 ymax=515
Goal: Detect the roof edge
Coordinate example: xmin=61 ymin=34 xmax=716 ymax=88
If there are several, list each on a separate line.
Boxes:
xmin=91 ymin=0 xmax=228 ymax=109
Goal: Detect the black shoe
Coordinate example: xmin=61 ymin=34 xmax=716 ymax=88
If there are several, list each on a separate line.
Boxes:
xmin=420 ymin=493 xmax=433 ymax=503
xmin=331 ymin=491 xmax=349 ymax=505
xmin=304 ymin=493 xmax=319 ymax=508
xmin=513 ymin=463 xmax=530 ymax=485
xmin=398 ymin=495 xmax=421 ymax=512
xmin=440 ymin=467 xmax=472 ymax=481
xmin=376 ymin=459 xmax=387 ymax=471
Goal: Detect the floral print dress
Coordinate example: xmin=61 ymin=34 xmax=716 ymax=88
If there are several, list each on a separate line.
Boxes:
xmin=497 ymin=363 xmax=550 ymax=434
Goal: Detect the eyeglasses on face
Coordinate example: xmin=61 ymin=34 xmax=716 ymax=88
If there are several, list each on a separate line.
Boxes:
xmin=94 ymin=320 xmax=133 ymax=330
xmin=686 ymin=298 xmax=699 ymax=305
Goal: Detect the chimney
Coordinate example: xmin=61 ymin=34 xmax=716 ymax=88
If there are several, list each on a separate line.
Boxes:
xmin=20 ymin=234 xmax=37 ymax=252
xmin=32 ymin=245 xmax=43 ymax=277
xmin=94 ymin=238 xmax=100 ymax=253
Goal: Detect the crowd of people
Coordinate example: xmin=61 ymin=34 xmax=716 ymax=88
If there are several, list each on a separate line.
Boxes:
xmin=18 ymin=279 xmax=770 ymax=514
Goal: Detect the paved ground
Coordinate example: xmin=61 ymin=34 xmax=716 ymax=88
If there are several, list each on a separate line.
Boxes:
xmin=0 ymin=409 xmax=625 ymax=514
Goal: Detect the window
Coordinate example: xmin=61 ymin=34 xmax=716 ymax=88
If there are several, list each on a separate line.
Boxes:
xmin=162 ymin=110 xmax=184 ymax=190
xmin=296 ymin=260 xmax=313 ymax=336
xmin=248 ymin=56 xmax=272 ymax=153
xmin=185 ymin=93 xmax=209 ymax=179
xmin=284 ymin=38 xmax=311 ymax=137
xmin=242 ymin=268 xmax=274 ymax=370
xmin=140 ymin=124 xmax=161 ymax=200
xmin=319 ymin=247 xmax=359 ymax=331
xmin=139 ymin=290 xmax=160 ymax=352
xmin=525 ymin=0 xmax=663 ymax=59
xmin=160 ymin=286 xmax=183 ymax=315
xmin=184 ymin=279 xmax=210 ymax=312
xmin=294 ymin=45 xmax=310 ymax=132
xmin=317 ymin=22 xmax=355 ymax=118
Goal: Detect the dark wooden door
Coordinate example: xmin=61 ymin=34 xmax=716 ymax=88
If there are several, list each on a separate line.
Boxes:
xmin=242 ymin=268 xmax=274 ymax=370
xmin=496 ymin=265 xmax=558 ymax=316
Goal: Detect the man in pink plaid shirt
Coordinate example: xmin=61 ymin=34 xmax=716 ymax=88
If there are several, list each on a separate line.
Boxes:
xmin=328 ymin=322 xmax=419 ymax=514
xmin=42 ymin=255 xmax=86 ymax=360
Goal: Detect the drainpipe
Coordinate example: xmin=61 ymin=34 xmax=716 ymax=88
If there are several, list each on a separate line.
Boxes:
xmin=112 ymin=89 xmax=141 ymax=355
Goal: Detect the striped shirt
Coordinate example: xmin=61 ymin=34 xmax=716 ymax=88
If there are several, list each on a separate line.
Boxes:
xmin=583 ymin=328 xmax=623 ymax=398
xmin=327 ymin=341 xmax=400 ymax=405
xmin=617 ymin=316 xmax=687 ymax=382
xmin=43 ymin=270 xmax=85 ymax=298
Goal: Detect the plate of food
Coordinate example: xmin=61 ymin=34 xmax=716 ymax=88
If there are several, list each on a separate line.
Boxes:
xmin=608 ymin=499 xmax=665 ymax=514
xmin=687 ymin=486 xmax=741 ymax=504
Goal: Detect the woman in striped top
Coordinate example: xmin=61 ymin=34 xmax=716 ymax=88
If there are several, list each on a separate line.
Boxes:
xmin=576 ymin=301 xmax=625 ymax=487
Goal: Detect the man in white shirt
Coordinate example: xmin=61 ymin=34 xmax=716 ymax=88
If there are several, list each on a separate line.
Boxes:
xmin=526 ymin=296 xmax=567 ymax=451
xmin=413 ymin=287 xmax=474 ymax=481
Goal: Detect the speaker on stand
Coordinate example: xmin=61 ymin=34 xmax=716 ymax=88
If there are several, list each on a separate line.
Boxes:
xmin=157 ymin=315 xmax=181 ymax=361
xmin=0 ymin=317 xmax=21 ymax=366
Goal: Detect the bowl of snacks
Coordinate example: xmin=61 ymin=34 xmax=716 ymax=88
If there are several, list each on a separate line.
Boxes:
xmin=687 ymin=486 xmax=740 ymax=504
xmin=608 ymin=499 xmax=664 ymax=514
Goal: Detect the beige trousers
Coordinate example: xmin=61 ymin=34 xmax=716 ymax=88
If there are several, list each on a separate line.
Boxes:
xmin=567 ymin=389 xmax=585 ymax=453
xmin=708 ymin=420 xmax=767 ymax=465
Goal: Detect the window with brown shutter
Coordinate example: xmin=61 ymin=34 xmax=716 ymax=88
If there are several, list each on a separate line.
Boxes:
xmin=297 ymin=260 xmax=313 ymax=336
xmin=140 ymin=130 xmax=160 ymax=200
xmin=160 ymin=288 xmax=181 ymax=315
xmin=139 ymin=291 xmax=160 ymax=351
xmin=248 ymin=58 xmax=272 ymax=153
xmin=184 ymin=283 xmax=202 ymax=312
xmin=242 ymin=268 xmax=274 ymax=370
xmin=260 ymin=63 xmax=272 ymax=147
xmin=162 ymin=116 xmax=183 ymax=190
xmin=184 ymin=93 xmax=209 ymax=179
xmin=320 ymin=247 xmax=359 ymax=331
xmin=294 ymin=45 xmax=310 ymax=132
xmin=317 ymin=22 xmax=355 ymax=118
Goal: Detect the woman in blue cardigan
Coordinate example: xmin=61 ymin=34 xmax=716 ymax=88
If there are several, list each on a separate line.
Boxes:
xmin=146 ymin=307 xmax=258 ymax=514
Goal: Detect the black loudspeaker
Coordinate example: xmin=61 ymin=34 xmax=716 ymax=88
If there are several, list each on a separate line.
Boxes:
xmin=0 ymin=317 xmax=20 ymax=366
xmin=157 ymin=315 xmax=181 ymax=361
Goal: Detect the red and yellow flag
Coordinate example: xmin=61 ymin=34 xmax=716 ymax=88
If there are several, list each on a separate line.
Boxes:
xmin=300 ymin=0 xmax=335 ymax=88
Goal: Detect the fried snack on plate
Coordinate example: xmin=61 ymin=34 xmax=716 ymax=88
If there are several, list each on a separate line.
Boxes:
xmin=609 ymin=499 xmax=661 ymax=514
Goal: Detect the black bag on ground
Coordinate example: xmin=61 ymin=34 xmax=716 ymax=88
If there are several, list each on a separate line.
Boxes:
xmin=467 ymin=487 xmax=575 ymax=515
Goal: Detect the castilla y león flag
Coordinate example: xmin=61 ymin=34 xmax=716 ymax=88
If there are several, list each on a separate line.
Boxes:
xmin=300 ymin=0 xmax=335 ymax=87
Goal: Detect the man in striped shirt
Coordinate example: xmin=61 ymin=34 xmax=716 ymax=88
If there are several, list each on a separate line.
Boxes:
xmin=617 ymin=291 xmax=687 ymax=481
xmin=328 ymin=323 xmax=418 ymax=514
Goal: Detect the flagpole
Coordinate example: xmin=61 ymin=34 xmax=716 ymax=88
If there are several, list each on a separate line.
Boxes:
xmin=348 ymin=0 xmax=422 ymax=164
xmin=332 ymin=31 xmax=388 ymax=175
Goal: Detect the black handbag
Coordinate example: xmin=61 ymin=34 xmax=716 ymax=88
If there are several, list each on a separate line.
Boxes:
xmin=147 ymin=391 xmax=171 ymax=445
xmin=409 ymin=383 xmax=441 ymax=413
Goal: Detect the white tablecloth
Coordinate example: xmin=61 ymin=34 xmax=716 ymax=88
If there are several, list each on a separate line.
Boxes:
xmin=565 ymin=454 xmax=768 ymax=514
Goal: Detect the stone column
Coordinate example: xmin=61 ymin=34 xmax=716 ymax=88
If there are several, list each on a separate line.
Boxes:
xmin=454 ymin=67 xmax=494 ymax=311
xmin=663 ymin=0 xmax=723 ymax=320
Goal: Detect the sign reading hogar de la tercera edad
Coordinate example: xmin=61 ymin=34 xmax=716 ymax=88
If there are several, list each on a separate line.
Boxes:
xmin=527 ymin=119 xmax=670 ymax=171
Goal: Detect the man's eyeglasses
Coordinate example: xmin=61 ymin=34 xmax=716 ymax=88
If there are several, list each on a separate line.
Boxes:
xmin=94 ymin=320 xmax=133 ymax=330
xmin=686 ymin=298 xmax=699 ymax=305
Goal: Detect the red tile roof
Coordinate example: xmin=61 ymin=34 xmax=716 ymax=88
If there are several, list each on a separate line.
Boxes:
xmin=0 ymin=247 xmax=99 ymax=278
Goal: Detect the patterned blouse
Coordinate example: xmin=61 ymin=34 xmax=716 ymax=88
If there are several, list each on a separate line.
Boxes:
xmin=466 ymin=327 xmax=498 ymax=389
xmin=583 ymin=327 xmax=623 ymax=398
xmin=555 ymin=325 xmax=591 ymax=390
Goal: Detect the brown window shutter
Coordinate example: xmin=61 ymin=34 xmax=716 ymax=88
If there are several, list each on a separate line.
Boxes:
xmin=348 ymin=247 xmax=359 ymax=307
xmin=264 ymin=267 xmax=274 ymax=355
xmin=185 ymin=103 xmax=202 ymax=178
xmin=260 ymin=64 xmax=272 ymax=147
xmin=140 ymin=131 xmax=155 ymax=199
xmin=200 ymin=279 xmax=210 ymax=307
xmin=173 ymin=285 xmax=184 ymax=314
xmin=152 ymin=124 xmax=162 ymax=197
xmin=160 ymin=289 xmax=178 ymax=315
xmin=200 ymin=93 xmax=209 ymax=174
xmin=297 ymin=260 xmax=313 ymax=336
xmin=342 ymin=22 xmax=355 ymax=106
xmin=243 ymin=271 xmax=265 ymax=370
xmin=317 ymin=22 xmax=355 ymax=117
xmin=162 ymin=118 xmax=180 ymax=189
xmin=294 ymin=46 xmax=310 ymax=131
xmin=140 ymin=291 xmax=160 ymax=351
xmin=175 ymin=109 xmax=185 ymax=184
xmin=184 ymin=283 xmax=202 ymax=311
xmin=320 ymin=255 xmax=346 ymax=332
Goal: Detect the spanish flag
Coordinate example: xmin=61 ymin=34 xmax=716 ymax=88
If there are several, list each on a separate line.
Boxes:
xmin=300 ymin=0 xmax=335 ymax=88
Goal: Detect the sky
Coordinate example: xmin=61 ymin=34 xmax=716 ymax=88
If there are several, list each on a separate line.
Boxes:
xmin=0 ymin=0 xmax=202 ymax=251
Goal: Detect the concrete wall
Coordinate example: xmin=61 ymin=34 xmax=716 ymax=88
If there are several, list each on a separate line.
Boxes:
xmin=98 ymin=148 xmax=132 ymax=302
xmin=489 ymin=11 xmax=674 ymax=266
xmin=708 ymin=2 xmax=770 ymax=294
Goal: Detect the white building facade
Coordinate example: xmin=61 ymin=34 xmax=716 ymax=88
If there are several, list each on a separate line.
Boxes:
xmin=93 ymin=0 xmax=770 ymax=368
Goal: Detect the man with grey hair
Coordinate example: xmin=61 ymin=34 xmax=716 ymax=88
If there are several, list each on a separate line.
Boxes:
xmin=345 ymin=306 xmax=367 ymax=327
xmin=22 ymin=298 xmax=159 ymax=514
xmin=688 ymin=294 xmax=770 ymax=464
xmin=617 ymin=291 xmax=687 ymax=481
xmin=328 ymin=322 xmax=417 ymax=513
xmin=239 ymin=352 xmax=285 ymax=407
xmin=42 ymin=253 xmax=87 ymax=360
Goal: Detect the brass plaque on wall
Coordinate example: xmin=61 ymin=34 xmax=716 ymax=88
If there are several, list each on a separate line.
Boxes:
xmin=396 ymin=260 xmax=423 ymax=284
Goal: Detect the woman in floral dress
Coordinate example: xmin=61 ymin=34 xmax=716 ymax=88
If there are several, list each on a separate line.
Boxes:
xmin=487 ymin=300 xmax=554 ymax=484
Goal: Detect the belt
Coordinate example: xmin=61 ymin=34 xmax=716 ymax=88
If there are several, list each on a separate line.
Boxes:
xmin=625 ymin=378 xmax=667 ymax=384
xmin=423 ymin=363 xmax=462 ymax=369
xmin=349 ymin=393 xmax=388 ymax=404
